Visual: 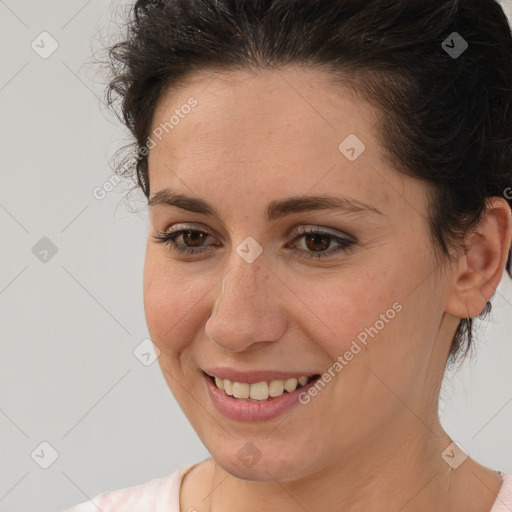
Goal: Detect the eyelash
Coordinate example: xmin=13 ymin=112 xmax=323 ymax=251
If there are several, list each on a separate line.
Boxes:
xmin=152 ymin=225 xmax=356 ymax=260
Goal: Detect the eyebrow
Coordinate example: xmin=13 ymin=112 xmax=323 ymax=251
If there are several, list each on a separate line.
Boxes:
xmin=148 ymin=188 xmax=384 ymax=221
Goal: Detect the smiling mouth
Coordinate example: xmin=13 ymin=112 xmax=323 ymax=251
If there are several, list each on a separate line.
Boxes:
xmin=204 ymin=372 xmax=321 ymax=402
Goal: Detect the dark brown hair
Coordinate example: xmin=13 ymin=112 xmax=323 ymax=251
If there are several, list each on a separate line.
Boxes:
xmin=105 ymin=0 xmax=512 ymax=370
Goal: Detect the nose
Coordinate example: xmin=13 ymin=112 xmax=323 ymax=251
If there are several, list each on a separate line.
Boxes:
xmin=204 ymin=255 xmax=287 ymax=353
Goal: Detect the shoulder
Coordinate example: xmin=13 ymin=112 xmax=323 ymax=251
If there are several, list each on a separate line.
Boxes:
xmin=61 ymin=465 xmax=193 ymax=512
xmin=490 ymin=472 xmax=512 ymax=512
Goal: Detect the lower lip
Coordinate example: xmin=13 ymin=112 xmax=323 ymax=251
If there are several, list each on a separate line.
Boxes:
xmin=202 ymin=372 xmax=320 ymax=422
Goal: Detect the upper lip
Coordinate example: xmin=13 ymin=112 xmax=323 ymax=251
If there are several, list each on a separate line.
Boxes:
xmin=203 ymin=367 xmax=320 ymax=384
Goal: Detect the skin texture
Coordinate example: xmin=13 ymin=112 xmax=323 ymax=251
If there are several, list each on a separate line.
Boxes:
xmin=142 ymin=66 xmax=511 ymax=512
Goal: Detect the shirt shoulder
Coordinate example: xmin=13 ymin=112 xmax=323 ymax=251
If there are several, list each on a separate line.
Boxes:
xmin=61 ymin=464 xmax=196 ymax=512
xmin=490 ymin=472 xmax=512 ymax=512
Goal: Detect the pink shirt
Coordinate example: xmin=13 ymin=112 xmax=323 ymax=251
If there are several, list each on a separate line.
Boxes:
xmin=63 ymin=465 xmax=512 ymax=512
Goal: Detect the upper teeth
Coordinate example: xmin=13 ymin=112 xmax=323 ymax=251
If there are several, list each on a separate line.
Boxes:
xmin=213 ymin=375 xmax=310 ymax=401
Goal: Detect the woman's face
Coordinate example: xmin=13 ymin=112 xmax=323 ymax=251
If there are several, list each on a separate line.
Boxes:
xmin=143 ymin=67 xmax=458 ymax=481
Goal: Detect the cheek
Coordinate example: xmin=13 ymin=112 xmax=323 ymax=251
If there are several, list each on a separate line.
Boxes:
xmin=142 ymin=252 xmax=210 ymax=354
xmin=290 ymin=270 xmax=398 ymax=360
xmin=300 ymin=265 xmax=437 ymax=381
xmin=143 ymin=256 xmax=170 ymax=340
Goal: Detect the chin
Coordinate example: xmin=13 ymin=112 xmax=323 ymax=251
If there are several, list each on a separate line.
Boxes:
xmin=210 ymin=446 xmax=313 ymax=483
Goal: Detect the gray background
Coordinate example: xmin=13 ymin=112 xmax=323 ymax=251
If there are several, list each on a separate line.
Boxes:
xmin=0 ymin=1 xmax=511 ymax=511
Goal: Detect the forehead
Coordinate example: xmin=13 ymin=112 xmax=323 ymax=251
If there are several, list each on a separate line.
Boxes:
xmin=150 ymin=68 xmax=378 ymax=172
xmin=147 ymin=67 xmax=427 ymax=221
xmin=150 ymin=66 xmax=378 ymax=154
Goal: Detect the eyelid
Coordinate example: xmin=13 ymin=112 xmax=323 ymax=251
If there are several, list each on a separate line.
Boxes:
xmin=162 ymin=222 xmax=218 ymax=237
xmin=290 ymin=224 xmax=356 ymax=241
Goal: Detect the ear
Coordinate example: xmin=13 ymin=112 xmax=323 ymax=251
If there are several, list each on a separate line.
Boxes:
xmin=445 ymin=197 xmax=512 ymax=319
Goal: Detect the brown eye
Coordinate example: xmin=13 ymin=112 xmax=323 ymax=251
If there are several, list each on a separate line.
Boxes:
xmin=181 ymin=230 xmax=209 ymax=247
xmin=288 ymin=226 xmax=356 ymax=260
xmin=152 ymin=227 xmax=215 ymax=256
xmin=303 ymin=233 xmax=331 ymax=252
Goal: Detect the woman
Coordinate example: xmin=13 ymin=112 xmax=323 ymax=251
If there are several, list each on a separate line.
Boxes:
xmin=64 ymin=0 xmax=512 ymax=510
